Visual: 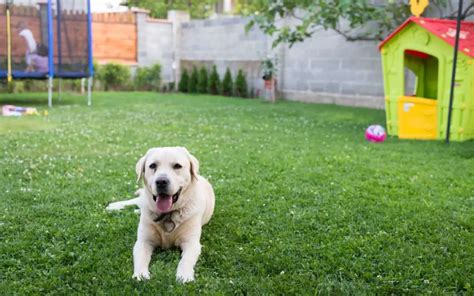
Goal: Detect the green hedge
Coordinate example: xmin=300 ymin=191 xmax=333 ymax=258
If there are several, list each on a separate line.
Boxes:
xmin=188 ymin=66 xmax=199 ymax=93
xmin=134 ymin=63 xmax=162 ymax=91
xmin=208 ymin=65 xmax=220 ymax=95
xmin=96 ymin=63 xmax=131 ymax=91
xmin=221 ymin=68 xmax=233 ymax=96
xmin=198 ymin=67 xmax=208 ymax=94
xmin=179 ymin=69 xmax=190 ymax=92
xmin=234 ymin=69 xmax=248 ymax=98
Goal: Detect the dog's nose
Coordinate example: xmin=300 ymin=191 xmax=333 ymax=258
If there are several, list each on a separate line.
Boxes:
xmin=156 ymin=178 xmax=169 ymax=190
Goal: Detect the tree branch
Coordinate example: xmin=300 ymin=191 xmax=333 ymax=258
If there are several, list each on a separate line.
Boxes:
xmin=431 ymin=2 xmax=444 ymax=18
xmin=332 ymin=27 xmax=380 ymax=42
xmin=462 ymin=3 xmax=474 ymax=19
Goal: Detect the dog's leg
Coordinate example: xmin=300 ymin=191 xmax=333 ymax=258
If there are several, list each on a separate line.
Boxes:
xmin=176 ymin=240 xmax=202 ymax=283
xmin=106 ymin=197 xmax=140 ymax=211
xmin=132 ymin=239 xmax=154 ymax=280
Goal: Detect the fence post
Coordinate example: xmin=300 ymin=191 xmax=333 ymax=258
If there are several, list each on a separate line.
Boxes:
xmin=168 ymin=10 xmax=190 ymax=90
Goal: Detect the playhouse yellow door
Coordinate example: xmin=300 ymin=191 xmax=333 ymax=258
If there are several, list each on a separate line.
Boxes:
xmin=398 ymin=96 xmax=438 ymax=139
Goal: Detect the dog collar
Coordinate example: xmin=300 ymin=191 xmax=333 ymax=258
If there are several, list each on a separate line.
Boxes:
xmin=152 ymin=210 xmax=177 ymax=233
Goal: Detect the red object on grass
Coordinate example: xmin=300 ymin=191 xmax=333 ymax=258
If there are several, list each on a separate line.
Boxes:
xmin=379 ymin=17 xmax=474 ymax=58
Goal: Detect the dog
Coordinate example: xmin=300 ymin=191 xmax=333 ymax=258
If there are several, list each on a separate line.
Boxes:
xmin=106 ymin=147 xmax=215 ymax=283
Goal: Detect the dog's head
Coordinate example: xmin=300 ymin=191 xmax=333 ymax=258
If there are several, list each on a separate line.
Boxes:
xmin=136 ymin=147 xmax=199 ymax=213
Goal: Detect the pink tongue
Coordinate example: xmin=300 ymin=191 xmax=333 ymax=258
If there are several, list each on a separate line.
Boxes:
xmin=157 ymin=195 xmax=173 ymax=213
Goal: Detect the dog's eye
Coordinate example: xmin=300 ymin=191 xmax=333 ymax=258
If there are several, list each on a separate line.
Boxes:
xmin=173 ymin=163 xmax=182 ymax=170
xmin=149 ymin=163 xmax=157 ymax=170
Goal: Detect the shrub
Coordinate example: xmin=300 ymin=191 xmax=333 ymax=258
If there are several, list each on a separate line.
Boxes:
xmin=134 ymin=63 xmax=162 ymax=91
xmin=234 ymin=69 xmax=248 ymax=98
xmin=198 ymin=67 xmax=208 ymax=93
xmin=179 ymin=69 xmax=190 ymax=92
xmin=221 ymin=68 xmax=233 ymax=96
xmin=96 ymin=63 xmax=131 ymax=91
xmin=24 ymin=80 xmax=47 ymax=92
xmin=168 ymin=82 xmax=175 ymax=92
xmin=208 ymin=65 xmax=220 ymax=95
xmin=188 ymin=66 xmax=199 ymax=93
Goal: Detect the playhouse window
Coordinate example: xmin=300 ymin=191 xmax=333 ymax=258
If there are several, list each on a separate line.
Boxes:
xmin=403 ymin=50 xmax=438 ymax=100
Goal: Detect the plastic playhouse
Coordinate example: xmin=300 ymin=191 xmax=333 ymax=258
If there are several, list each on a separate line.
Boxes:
xmin=379 ymin=17 xmax=474 ymax=141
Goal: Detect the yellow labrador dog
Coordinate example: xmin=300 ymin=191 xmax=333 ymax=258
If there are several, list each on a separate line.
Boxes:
xmin=106 ymin=147 xmax=215 ymax=283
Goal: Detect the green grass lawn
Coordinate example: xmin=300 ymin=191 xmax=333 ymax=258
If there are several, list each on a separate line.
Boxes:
xmin=1 ymin=92 xmax=473 ymax=294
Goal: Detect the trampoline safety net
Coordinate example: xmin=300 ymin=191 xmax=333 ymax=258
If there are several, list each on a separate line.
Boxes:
xmin=0 ymin=0 xmax=92 ymax=80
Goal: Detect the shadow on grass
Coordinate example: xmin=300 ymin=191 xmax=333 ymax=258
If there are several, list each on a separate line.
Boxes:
xmin=0 ymin=93 xmax=85 ymax=107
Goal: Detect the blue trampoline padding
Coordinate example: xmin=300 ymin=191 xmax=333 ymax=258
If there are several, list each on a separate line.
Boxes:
xmin=0 ymin=70 xmax=48 ymax=79
xmin=0 ymin=70 xmax=89 ymax=79
xmin=55 ymin=72 xmax=89 ymax=79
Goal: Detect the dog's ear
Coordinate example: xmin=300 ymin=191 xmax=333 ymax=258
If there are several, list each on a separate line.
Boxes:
xmin=135 ymin=153 xmax=148 ymax=183
xmin=189 ymin=153 xmax=199 ymax=181
xmin=181 ymin=147 xmax=199 ymax=181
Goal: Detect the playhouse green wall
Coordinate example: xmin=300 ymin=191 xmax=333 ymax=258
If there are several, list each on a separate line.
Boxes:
xmin=381 ymin=22 xmax=474 ymax=141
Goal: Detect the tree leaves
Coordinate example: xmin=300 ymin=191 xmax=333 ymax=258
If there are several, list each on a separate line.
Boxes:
xmin=244 ymin=0 xmax=454 ymax=47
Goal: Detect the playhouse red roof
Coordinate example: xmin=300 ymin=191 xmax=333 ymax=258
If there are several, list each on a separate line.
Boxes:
xmin=379 ymin=17 xmax=474 ymax=58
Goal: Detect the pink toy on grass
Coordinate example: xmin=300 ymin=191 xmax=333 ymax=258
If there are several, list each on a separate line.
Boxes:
xmin=365 ymin=125 xmax=386 ymax=143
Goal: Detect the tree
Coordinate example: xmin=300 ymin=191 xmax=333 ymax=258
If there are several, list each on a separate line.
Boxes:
xmin=198 ymin=66 xmax=209 ymax=93
xmin=208 ymin=65 xmax=220 ymax=95
xmin=221 ymin=68 xmax=233 ymax=96
xmin=124 ymin=0 xmax=218 ymax=19
xmin=243 ymin=0 xmax=474 ymax=48
xmin=178 ymin=69 xmax=189 ymax=92
xmin=188 ymin=66 xmax=199 ymax=93
xmin=234 ymin=69 xmax=248 ymax=98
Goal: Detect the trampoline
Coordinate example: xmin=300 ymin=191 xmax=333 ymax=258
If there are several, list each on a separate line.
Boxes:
xmin=1 ymin=0 xmax=93 ymax=106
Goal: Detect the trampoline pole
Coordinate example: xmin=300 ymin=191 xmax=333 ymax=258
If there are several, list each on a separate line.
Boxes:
xmin=48 ymin=77 xmax=53 ymax=108
xmin=87 ymin=0 xmax=93 ymax=106
xmin=47 ymin=0 xmax=54 ymax=107
xmin=58 ymin=78 xmax=62 ymax=101
xmin=87 ymin=77 xmax=92 ymax=106
xmin=6 ymin=3 xmax=12 ymax=83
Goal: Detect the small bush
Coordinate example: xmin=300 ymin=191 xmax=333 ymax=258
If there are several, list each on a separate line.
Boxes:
xmin=134 ymin=63 xmax=161 ymax=91
xmin=208 ymin=65 xmax=220 ymax=95
xmin=221 ymin=68 xmax=233 ymax=96
xmin=168 ymin=82 xmax=175 ymax=92
xmin=234 ymin=69 xmax=248 ymax=98
xmin=198 ymin=67 xmax=208 ymax=94
xmin=188 ymin=66 xmax=199 ymax=93
xmin=96 ymin=63 xmax=131 ymax=91
xmin=161 ymin=84 xmax=168 ymax=93
xmin=24 ymin=80 xmax=47 ymax=92
xmin=179 ymin=69 xmax=190 ymax=92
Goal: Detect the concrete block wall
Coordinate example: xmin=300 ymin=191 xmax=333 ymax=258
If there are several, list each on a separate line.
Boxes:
xmin=178 ymin=15 xmax=385 ymax=108
xmin=281 ymin=29 xmax=385 ymax=109
xmin=136 ymin=12 xmax=174 ymax=82
xmin=180 ymin=17 xmax=267 ymax=61
xmin=179 ymin=17 xmax=268 ymax=94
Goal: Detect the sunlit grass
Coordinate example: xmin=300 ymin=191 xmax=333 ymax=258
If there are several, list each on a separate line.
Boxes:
xmin=0 ymin=92 xmax=473 ymax=294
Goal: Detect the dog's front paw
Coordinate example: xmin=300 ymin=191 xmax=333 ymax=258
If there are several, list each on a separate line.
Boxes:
xmin=106 ymin=201 xmax=125 ymax=211
xmin=176 ymin=268 xmax=194 ymax=283
xmin=133 ymin=271 xmax=150 ymax=281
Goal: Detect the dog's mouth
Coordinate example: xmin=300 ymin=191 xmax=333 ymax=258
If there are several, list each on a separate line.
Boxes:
xmin=153 ymin=187 xmax=182 ymax=213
